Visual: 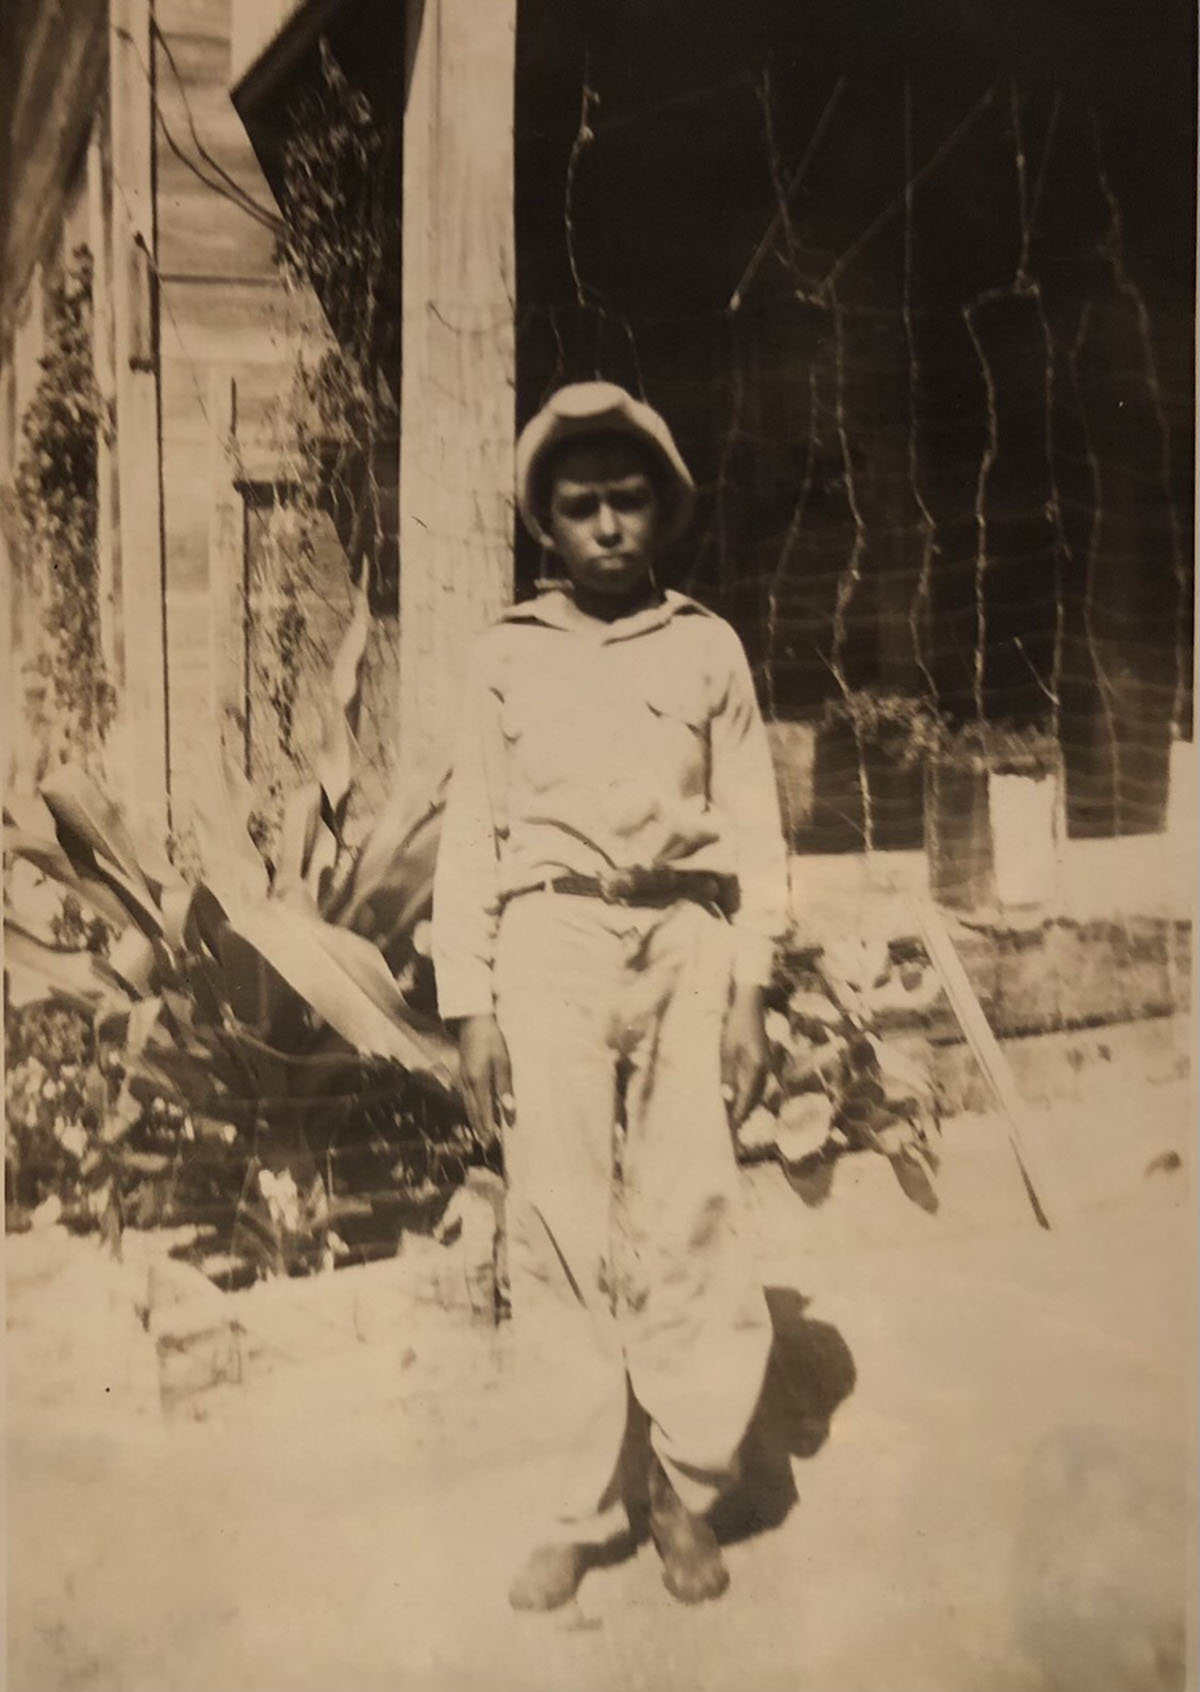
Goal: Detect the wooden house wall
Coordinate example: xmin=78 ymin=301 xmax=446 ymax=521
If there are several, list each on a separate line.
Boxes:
xmin=153 ymin=0 xmax=297 ymax=832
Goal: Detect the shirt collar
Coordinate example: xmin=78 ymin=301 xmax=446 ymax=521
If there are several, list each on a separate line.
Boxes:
xmin=500 ymin=585 xmax=712 ymax=643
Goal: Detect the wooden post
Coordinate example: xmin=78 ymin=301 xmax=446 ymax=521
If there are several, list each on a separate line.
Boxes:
xmin=109 ymin=0 xmax=169 ymax=838
xmin=398 ymin=0 xmax=516 ymax=787
xmin=207 ymin=369 xmax=246 ymax=747
xmin=909 ymin=894 xmax=1060 ymax=1229
xmin=87 ymin=117 xmax=121 ymax=688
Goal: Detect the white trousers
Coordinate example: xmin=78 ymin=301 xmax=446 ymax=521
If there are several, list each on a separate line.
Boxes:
xmin=494 ymin=893 xmax=773 ymax=1547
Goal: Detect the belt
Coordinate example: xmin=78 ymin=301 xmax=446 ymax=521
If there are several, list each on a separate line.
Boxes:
xmin=503 ymin=867 xmax=739 ymax=918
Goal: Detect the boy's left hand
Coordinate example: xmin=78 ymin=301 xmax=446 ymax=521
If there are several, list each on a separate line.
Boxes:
xmin=721 ymin=982 xmax=769 ymax=1127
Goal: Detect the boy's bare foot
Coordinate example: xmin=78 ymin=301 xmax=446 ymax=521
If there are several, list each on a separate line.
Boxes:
xmin=648 ymin=1457 xmax=730 ymax=1603
xmin=508 ymin=1543 xmax=590 ymax=1611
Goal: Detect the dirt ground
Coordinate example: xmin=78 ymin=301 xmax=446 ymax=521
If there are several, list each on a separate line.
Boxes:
xmin=6 ymin=1054 xmax=1197 ymax=1692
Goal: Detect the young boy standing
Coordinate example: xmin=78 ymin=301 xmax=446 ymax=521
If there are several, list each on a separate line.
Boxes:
xmin=431 ymin=382 xmax=790 ymax=1611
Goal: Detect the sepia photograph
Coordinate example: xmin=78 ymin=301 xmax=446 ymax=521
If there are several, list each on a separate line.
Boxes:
xmin=2 ymin=1 xmax=1196 ymax=1688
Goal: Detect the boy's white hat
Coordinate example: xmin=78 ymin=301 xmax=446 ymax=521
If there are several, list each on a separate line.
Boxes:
xmin=516 ymin=381 xmax=696 ymax=547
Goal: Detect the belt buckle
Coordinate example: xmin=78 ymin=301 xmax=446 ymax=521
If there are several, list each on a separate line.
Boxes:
xmin=598 ymin=868 xmax=636 ymax=904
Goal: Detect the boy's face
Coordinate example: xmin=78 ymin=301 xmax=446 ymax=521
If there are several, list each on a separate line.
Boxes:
xmin=545 ymin=439 xmax=662 ymax=600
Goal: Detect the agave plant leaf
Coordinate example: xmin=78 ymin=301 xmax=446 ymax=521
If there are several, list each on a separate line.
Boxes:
xmin=26 ymin=763 xmax=147 ymax=876
xmin=335 ymin=774 xmax=445 ymax=915
xmin=211 ymin=720 xmax=262 ymax=866
xmin=187 ymin=737 xmax=271 ymax=908
xmin=101 ymin=997 xmax=165 ymax=1145
xmin=159 ymin=885 xmax=195 ymax=954
xmin=123 ymin=989 xmax=253 ymax=1120
xmin=3 ymin=922 xmax=123 ymax=1010
xmin=326 ymin=781 xmax=445 ymax=969
xmin=96 ymin=1001 xmax=136 ymax=1048
xmin=181 ymin=952 xmax=232 ymax=1027
xmin=889 ymin=1143 xmax=939 ymax=1213
xmin=223 ymin=1022 xmax=391 ymax=1101
xmin=5 ymin=827 xmax=140 ymax=934
xmin=4 ymin=865 xmax=65 ymax=945
xmin=185 ymin=1034 xmax=379 ymax=1137
xmin=217 ymin=922 xmax=312 ymax=1052
xmin=40 ymin=765 xmax=174 ymax=905
xmin=184 ymin=883 xmax=231 ymax=961
xmin=4 ymin=792 xmax=58 ymax=836
xmin=863 ymin=1032 xmax=935 ymax=1116
xmin=359 ymin=885 xmax=437 ymax=979
xmin=271 ymin=780 xmax=336 ymax=913
xmin=157 ymin=991 xmax=256 ymax=1094
xmin=36 ymin=817 xmax=165 ymax=942
xmin=222 ymin=900 xmax=454 ymax=1080
xmin=106 ymin=927 xmax=158 ymax=994
xmin=314 ymin=571 xmax=370 ymax=832
xmin=160 ymin=984 xmax=213 ymax=1047
xmin=127 ymin=955 xmax=254 ymax=1098
xmin=303 ymin=919 xmax=454 ymax=1065
xmin=269 ymin=580 xmax=370 ymax=914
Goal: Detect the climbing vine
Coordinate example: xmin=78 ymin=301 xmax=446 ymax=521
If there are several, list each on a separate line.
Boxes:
xmin=14 ymin=246 xmax=115 ymax=777
xmin=243 ymin=41 xmax=398 ymax=844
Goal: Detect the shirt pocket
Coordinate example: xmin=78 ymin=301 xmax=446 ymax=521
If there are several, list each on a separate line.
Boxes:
xmin=640 ymin=671 xmax=712 ymax=798
xmin=640 ymin=671 xmax=710 ymax=733
xmin=498 ymin=676 xmax=576 ymax=792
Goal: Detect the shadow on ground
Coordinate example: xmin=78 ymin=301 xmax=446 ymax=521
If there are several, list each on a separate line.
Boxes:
xmin=712 ymin=1285 xmax=857 ymax=1544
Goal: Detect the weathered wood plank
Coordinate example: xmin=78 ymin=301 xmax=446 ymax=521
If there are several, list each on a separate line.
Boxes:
xmin=163 ymin=586 xmax=223 ymax=838
xmin=109 ymin=0 xmax=169 ymax=837
xmin=161 ymin=442 xmax=216 ymax=594
xmin=155 ymin=25 xmax=281 ymax=278
xmin=158 ymin=192 xmax=279 ymax=280
xmin=161 ymin=395 xmax=306 ymax=586
xmin=155 ymin=0 xmax=232 ymax=45
xmin=160 ymin=364 xmax=294 ymax=498
xmin=162 ymin=356 xmax=288 ymax=441
xmin=157 ymin=137 xmax=277 ymax=228
xmin=909 ymin=895 xmax=1062 ymax=1230
xmin=156 ymin=25 xmax=228 ymax=82
xmin=158 ymin=275 xmax=296 ymax=364
xmin=398 ymin=0 xmax=517 ymax=781
xmin=149 ymin=0 xmax=336 ymax=828
xmin=207 ymin=369 xmax=246 ymax=725
xmin=155 ymin=35 xmax=263 ymax=177
xmin=157 ymin=129 xmax=276 ymax=211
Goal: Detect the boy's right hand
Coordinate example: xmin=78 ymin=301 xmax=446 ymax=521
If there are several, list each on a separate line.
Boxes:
xmin=456 ymin=1015 xmax=515 ymax=1145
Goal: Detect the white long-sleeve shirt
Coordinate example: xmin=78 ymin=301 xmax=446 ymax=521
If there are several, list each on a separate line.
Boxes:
xmin=431 ymin=587 xmax=790 ymax=1021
